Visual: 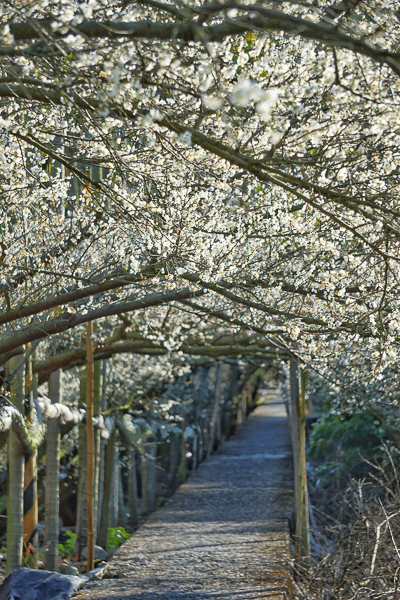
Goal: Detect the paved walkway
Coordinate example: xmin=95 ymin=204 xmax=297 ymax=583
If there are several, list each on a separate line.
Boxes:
xmin=76 ymin=391 xmax=294 ymax=600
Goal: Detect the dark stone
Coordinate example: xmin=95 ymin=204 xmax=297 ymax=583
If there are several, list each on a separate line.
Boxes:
xmin=0 ymin=567 xmax=84 ymax=600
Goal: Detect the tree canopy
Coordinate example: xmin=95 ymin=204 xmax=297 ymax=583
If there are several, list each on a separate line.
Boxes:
xmin=0 ymin=0 xmax=399 ymax=408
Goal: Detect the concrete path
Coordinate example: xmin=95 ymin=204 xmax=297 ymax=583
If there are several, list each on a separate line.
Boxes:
xmin=76 ymin=390 xmax=294 ymax=600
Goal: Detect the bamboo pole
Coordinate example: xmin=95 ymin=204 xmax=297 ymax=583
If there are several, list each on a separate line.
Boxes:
xmin=86 ymin=321 xmax=95 ymax=572
xmin=6 ymin=356 xmax=25 ymax=574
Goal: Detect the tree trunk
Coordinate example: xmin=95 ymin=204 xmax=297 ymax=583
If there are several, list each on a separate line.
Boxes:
xmin=96 ymin=439 xmax=106 ymax=540
xmin=241 ymin=386 xmax=248 ymax=421
xmin=96 ymin=360 xmax=107 ymax=539
xmin=168 ymin=433 xmax=179 ymax=492
xmin=6 ymin=356 xmax=25 ymax=574
xmin=118 ymin=463 xmax=125 ymax=526
xmin=180 ymin=406 xmax=187 ymax=484
xmin=191 ymin=432 xmax=198 ymax=472
xmin=97 ymin=427 xmax=116 ymax=549
xmin=290 ymin=358 xmax=300 ymax=507
xmin=208 ymin=364 xmax=222 ymax=456
xmin=237 ymin=390 xmax=243 ymax=425
xmin=225 ymin=364 xmax=240 ymax=437
xmin=75 ymin=367 xmax=87 ymax=558
xmin=112 ymin=447 xmax=119 ymax=527
xmin=23 ymin=346 xmax=38 ymax=568
xmin=295 ymin=369 xmax=310 ymax=560
xmin=45 ymin=369 xmax=62 ymax=571
xmin=141 ymin=443 xmax=156 ymax=513
xmin=127 ymin=446 xmax=138 ymax=526
xmin=196 ymin=425 xmax=204 ymax=466
xmin=93 ymin=359 xmax=102 ymax=540
xmin=86 ymin=322 xmax=95 ymax=572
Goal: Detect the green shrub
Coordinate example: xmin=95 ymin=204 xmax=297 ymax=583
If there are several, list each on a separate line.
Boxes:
xmin=58 ymin=530 xmax=76 ymax=558
xmin=106 ymin=526 xmax=131 ymax=552
xmin=308 ymin=410 xmax=387 ymax=483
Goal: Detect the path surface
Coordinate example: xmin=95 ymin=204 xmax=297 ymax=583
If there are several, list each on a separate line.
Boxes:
xmin=76 ymin=390 xmax=294 ymax=600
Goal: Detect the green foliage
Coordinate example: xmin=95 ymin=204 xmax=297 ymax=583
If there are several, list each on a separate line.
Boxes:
xmin=58 ymin=530 xmax=76 ymax=558
xmin=308 ymin=410 xmax=387 ymax=484
xmin=106 ymin=526 xmax=131 ymax=552
xmin=177 ymin=464 xmax=187 ymax=479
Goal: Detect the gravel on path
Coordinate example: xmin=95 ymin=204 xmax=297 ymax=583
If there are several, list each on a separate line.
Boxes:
xmin=75 ymin=391 xmax=294 ymax=600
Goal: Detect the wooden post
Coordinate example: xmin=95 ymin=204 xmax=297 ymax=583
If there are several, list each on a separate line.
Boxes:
xmin=6 ymin=357 xmax=25 ymax=574
xmin=45 ymin=369 xmax=62 ymax=571
xmin=295 ymin=369 xmax=310 ymax=559
xmin=86 ymin=322 xmax=95 ymax=572
xmin=23 ymin=345 xmax=39 ymax=567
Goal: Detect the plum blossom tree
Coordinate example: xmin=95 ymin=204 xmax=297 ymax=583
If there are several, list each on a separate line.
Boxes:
xmin=0 ymin=1 xmax=399 ymax=571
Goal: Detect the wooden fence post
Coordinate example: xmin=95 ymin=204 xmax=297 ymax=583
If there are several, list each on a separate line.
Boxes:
xmin=6 ymin=357 xmax=25 ymax=574
xmin=45 ymin=369 xmax=62 ymax=571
